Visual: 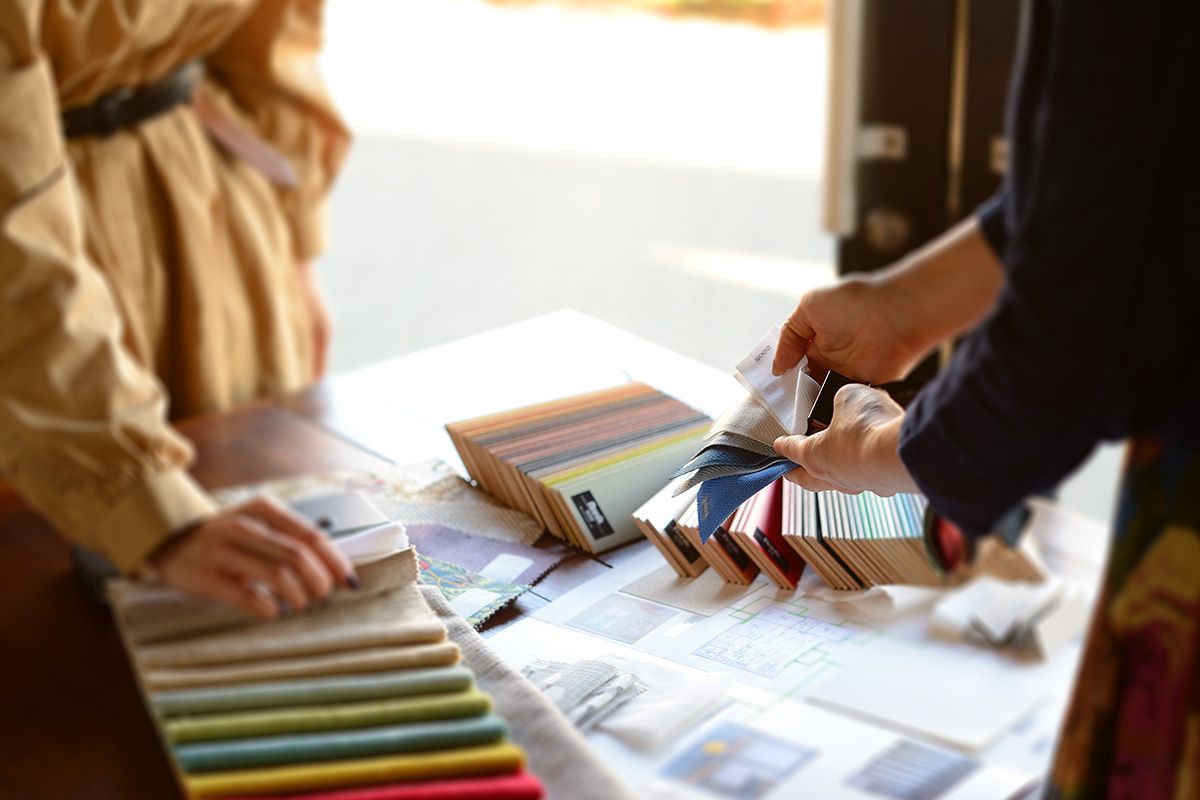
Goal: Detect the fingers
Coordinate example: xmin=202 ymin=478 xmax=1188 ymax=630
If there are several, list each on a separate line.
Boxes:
xmin=773 ymin=314 xmax=816 ymax=376
xmin=217 ymin=542 xmax=310 ymax=615
xmin=240 ymin=496 xmax=358 ymax=589
xmin=783 ymin=465 xmax=843 ymax=493
xmin=774 ymin=434 xmax=857 ymax=494
xmin=232 ymin=519 xmax=336 ymax=610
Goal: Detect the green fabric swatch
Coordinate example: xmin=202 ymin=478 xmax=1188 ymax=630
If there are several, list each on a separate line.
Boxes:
xmin=166 ymin=689 xmax=491 ymax=743
xmin=176 ymin=714 xmax=508 ymax=773
xmin=152 ymin=665 xmax=474 ymax=716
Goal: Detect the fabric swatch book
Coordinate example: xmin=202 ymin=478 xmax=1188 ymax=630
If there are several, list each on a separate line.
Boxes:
xmin=109 ymin=546 xmax=548 ymax=798
xmin=637 ymin=326 xmax=1046 ymax=591
xmin=446 ymin=384 xmax=712 ymax=554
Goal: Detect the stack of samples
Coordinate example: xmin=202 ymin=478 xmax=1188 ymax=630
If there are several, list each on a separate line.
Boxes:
xmin=781 ymin=482 xmax=940 ymax=589
xmin=447 ymin=384 xmax=712 ymax=553
xmin=109 ymin=548 xmax=545 ymax=799
xmin=633 ymin=479 xmax=804 ymax=590
xmin=634 ymin=478 xmax=946 ymax=590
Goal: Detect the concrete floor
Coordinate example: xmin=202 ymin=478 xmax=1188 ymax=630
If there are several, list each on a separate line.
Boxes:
xmin=317 ymin=1 xmax=1124 ymax=526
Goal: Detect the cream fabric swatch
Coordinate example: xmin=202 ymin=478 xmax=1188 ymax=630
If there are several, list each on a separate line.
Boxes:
xmin=133 ymin=550 xmax=444 ymax=668
xmin=422 ymin=586 xmax=636 ymax=800
xmin=112 ymin=546 xmax=423 ymax=645
xmin=704 ymin=393 xmax=788 ymax=448
xmin=143 ymin=642 xmax=462 ymax=691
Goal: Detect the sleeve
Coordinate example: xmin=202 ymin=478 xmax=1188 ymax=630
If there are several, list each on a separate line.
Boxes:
xmin=0 ymin=6 xmax=216 ymax=572
xmin=898 ymin=1 xmax=1198 ymax=537
xmin=205 ymin=0 xmax=351 ymax=261
xmin=975 ymin=189 xmax=1008 ymax=261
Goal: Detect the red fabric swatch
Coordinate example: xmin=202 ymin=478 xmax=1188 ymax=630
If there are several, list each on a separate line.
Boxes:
xmin=223 ymin=771 xmax=545 ymax=800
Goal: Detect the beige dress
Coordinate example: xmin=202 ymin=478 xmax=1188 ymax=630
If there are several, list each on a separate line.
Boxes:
xmin=0 ymin=0 xmax=350 ymax=571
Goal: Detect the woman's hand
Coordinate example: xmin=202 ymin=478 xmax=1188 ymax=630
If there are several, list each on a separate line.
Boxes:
xmin=773 ymin=384 xmax=918 ymax=496
xmin=773 ymin=276 xmax=928 ymax=384
xmin=299 ymin=261 xmax=332 ymax=380
xmin=147 ymin=496 xmax=359 ymax=619
xmin=772 ymin=217 xmax=1005 ymax=382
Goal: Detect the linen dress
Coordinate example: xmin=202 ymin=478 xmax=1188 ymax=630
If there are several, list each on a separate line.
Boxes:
xmin=0 ymin=0 xmax=350 ymax=571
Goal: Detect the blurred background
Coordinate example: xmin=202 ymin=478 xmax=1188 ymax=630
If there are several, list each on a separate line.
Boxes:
xmin=314 ymin=0 xmax=1122 ymax=520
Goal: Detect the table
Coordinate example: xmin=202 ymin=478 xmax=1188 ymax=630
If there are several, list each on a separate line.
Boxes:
xmin=0 ymin=310 xmax=739 ymax=799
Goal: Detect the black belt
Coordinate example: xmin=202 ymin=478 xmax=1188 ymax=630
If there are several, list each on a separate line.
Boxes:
xmin=61 ymin=62 xmax=200 ymax=139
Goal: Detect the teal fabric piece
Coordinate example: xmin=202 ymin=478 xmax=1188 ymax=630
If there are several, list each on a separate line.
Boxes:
xmin=153 ymin=666 xmax=475 ymax=716
xmin=175 ymin=714 xmax=509 ymax=774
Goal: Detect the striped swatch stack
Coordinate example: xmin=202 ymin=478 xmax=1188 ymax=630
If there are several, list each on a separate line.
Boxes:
xmin=447 ymin=384 xmax=711 ymax=554
xmin=109 ymin=548 xmax=544 ymax=799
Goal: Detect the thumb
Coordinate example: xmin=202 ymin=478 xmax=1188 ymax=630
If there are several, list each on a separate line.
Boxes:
xmin=773 ymin=434 xmax=810 ymax=464
xmin=773 ymin=315 xmax=815 ymax=376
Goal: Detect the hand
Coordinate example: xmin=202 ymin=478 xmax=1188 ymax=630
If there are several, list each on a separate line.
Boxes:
xmin=773 ymin=384 xmax=918 ymax=496
xmin=772 ymin=217 xmax=1005 ymax=382
xmin=147 ymin=495 xmax=359 ymax=619
xmin=299 ymin=261 xmax=332 ymax=380
xmin=772 ymin=276 xmax=928 ymax=384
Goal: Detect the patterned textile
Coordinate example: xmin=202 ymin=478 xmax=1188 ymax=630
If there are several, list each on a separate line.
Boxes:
xmin=1048 ymin=437 xmax=1200 ymax=799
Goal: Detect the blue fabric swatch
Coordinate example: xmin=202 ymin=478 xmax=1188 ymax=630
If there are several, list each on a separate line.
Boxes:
xmin=697 ymin=461 xmax=796 ymax=543
xmin=671 ymin=444 xmax=782 ymax=480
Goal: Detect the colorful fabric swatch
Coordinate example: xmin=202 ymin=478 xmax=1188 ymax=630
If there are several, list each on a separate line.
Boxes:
xmin=166 ymin=690 xmax=492 ymax=743
xmin=220 ymin=770 xmax=545 ymax=800
xmin=183 ymin=742 xmax=525 ymax=797
xmin=152 ymin=666 xmax=475 ymax=716
xmin=144 ymin=642 xmax=462 ymax=691
xmin=176 ymin=715 xmax=509 ymax=773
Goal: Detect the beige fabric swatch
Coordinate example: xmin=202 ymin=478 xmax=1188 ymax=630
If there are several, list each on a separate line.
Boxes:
xmin=422 ymin=587 xmax=636 ymax=800
xmin=704 ymin=393 xmax=788 ymax=448
xmin=113 ymin=546 xmax=425 ymax=645
xmin=143 ymin=642 xmax=462 ymax=691
xmin=133 ymin=550 xmax=443 ymax=668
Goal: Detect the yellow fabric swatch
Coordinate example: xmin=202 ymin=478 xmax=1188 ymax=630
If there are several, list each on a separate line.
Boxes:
xmin=166 ymin=689 xmax=492 ymax=743
xmin=184 ymin=742 xmax=525 ymax=797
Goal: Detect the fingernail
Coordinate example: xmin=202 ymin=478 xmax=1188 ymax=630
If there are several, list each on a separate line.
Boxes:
xmin=278 ymin=601 xmax=292 ymax=618
xmin=346 ymin=574 xmax=361 ymax=591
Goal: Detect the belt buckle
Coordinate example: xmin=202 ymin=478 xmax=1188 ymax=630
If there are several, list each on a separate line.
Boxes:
xmin=93 ymin=87 xmax=136 ymax=137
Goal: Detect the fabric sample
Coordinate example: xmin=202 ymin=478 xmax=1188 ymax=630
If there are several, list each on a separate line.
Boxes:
xmin=218 ymin=770 xmax=545 ymax=800
xmin=703 ymin=394 xmax=788 ymax=450
xmin=176 ymin=714 xmax=508 ymax=773
xmin=696 ymin=461 xmax=796 ymax=543
xmin=733 ymin=325 xmax=822 ymax=435
xmin=404 ymin=524 xmax=568 ymax=586
xmin=183 ymin=742 xmax=525 ymax=797
xmin=421 ymin=588 xmax=636 ymax=800
xmin=152 ymin=666 xmax=475 ymax=716
xmin=137 ymin=553 xmax=444 ymax=669
xmin=115 ymin=547 xmax=429 ymax=645
xmin=144 ymin=643 xmax=462 ymax=691
xmin=671 ymin=457 xmax=792 ymax=497
xmin=166 ymin=690 xmax=492 ymax=743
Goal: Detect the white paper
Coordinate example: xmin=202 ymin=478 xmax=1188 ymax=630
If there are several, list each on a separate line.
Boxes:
xmin=448 ymin=587 xmax=502 ymax=617
xmin=479 ymin=553 xmax=535 ymax=583
xmin=335 ymin=522 xmax=409 ymax=563
xmin=734 ymin=324 xmax=822 ymax=436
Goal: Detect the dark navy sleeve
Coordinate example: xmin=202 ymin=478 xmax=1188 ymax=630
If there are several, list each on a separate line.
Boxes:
xmin=976 ymin=191 xmax=1008 ymax=260
xmin=898 ymin=1 xmax=1200 ymax=537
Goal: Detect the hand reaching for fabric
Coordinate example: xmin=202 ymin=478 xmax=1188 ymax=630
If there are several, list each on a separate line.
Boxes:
xmin=773 ymin=384 xmax=918 ymax=496
xmin=772 ymin=278 xmax=928 ymax=384
xmin=772 ymin=217 xmax=1005 ymax=383
xmin=147 ymin=496 xmax=359 ymax=619
xmin=299 ymin=260 xmax=332 ymax=380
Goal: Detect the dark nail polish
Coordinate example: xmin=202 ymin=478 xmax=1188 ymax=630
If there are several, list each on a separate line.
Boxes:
xmin=346 ymin=574 xmax=361 ymax=590
xmin=278 ymin=601 xmax=292 ymax=618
